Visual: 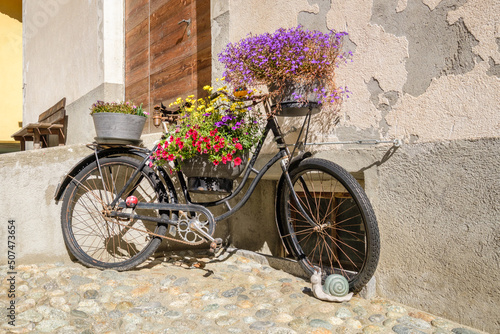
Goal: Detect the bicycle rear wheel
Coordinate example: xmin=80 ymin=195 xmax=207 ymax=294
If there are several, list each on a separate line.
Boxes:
xmin=278 ymin=158 xmax=380 ymax=293
xmin=61 ymin=156 xmax=170 ymax=270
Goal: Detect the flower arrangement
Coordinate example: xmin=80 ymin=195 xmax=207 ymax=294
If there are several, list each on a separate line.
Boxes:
xmin=218 ymin=26 xmax=352 ymax=108
xmin=90 ymin=101 xmax=148 ymax=117
xmin=152 ymin=85 xmax=262 ymax=171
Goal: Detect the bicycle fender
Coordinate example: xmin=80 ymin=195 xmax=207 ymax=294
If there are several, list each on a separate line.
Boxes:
xmin=53 ymin=146 xmax=150 ymax=203
xmin=274 ymin=151 xmax=312 ymax=255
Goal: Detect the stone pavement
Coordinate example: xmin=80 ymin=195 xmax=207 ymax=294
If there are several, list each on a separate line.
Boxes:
xmin=1 ymin=249 xmax=488 ymax=334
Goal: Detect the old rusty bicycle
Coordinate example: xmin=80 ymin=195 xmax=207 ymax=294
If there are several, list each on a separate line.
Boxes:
xmin=54 ymin=93 xmax=380 ymax=293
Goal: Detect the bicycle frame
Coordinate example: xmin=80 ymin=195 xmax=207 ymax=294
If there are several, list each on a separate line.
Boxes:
xmin=88 ymin=111 xmax=319 ymax=245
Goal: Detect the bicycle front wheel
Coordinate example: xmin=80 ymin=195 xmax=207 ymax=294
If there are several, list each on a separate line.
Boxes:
xmin=278 ymin=158 xmax=380 ymax=293
xmin=61 ymin=156 xmax=169 ymax=270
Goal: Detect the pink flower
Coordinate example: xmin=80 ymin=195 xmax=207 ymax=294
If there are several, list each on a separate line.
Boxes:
xmin=233 ymin=157 xmax=242 ymax=166
xmin=235 ymin=143 xmax=243 ymax=150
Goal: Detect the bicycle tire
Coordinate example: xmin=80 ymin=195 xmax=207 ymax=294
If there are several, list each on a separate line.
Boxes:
xmin=278 ymin=158 xmax=380 ymax=293
xmin=61 ymin=156 xmax=170 ymax=270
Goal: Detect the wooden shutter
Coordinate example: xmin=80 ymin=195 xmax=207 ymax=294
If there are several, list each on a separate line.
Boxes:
xmin=125 ymin=0 xmax=211 ymax=134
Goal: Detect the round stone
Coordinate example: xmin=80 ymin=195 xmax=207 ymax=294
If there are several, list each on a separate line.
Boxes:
xmin=249 ymin=321 xmax=275 ymax=330
xmin=164 ymin=310 xmax=182 ymax=319
xmin=70 ymin=309 xmax=88 ymax=318
xmin=387 ymin=305 xmax=407 ymax=314
xmin=256 ymin=309 xmax=273 ymax=318
xmin=432 ymin=318 xmax=453 ymax=329
xmin=215 ymin=316 xmax=238 ymax=326
xmin=309 ymin=319 xmax=334 ymax=330
xmin=173 ymin=277 xmax=189 ymax=286
xmin=266 ymin=327 xmax=298 ymax=334
xmin=392 ymin=324 xmax=426 ymax=334
xmin=243 ymin=316 xmax=256 ymax=324
xmin=223 ymin=287 xmax=246 ymax=298
xmin=115 ymin=301 xmax=134 ymax=311
xmin=353 ymin=306 xmax=368 ymax=317
xmin=335 ymin=307 xmax=353 ymax=319
xmin=18 ymin=309 xmax=44 ymax=322
xmin=397 ymin=316 xmax=432 ymax=330
xmin=451 ymin=328 xmax=482 ymax=334
xmin=203 ymin=304 xmax=219 ymax=312
xmin=362 ymin=325 xmax=384 ymax=333
xmin=35 ymin=319 xmax=68 ymax=332
xmin=275 ymin=313 xmax=294 ymax=323
xmin=345 ymin=318 xmax=363 ymax=329
xmin=368 ymin=314 xmax=385 ymax=323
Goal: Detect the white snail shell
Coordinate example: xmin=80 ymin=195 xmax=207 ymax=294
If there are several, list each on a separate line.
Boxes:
xmin=323 ymin=274 xmax=350 ymax=297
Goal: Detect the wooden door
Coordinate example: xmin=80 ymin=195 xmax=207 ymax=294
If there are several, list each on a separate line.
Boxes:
xmin=125 ymin=0 xmax=211 ymax=134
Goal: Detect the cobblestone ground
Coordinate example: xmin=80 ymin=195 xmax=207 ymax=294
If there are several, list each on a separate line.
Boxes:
xmin=0 ymin=250 xmax=488 ymax=334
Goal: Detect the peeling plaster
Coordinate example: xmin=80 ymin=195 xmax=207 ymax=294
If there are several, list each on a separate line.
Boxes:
xmin=487 ymin=57 xmax=500 ymax=77
xmin=298 ymin=0 xmax=330 ymax=33
xmin=396 ymin=0 xmax=407 ymax=12
xmin=448 ymin=0 xmax=500 ymax=64
xmin=385 ymin=63 xmax=500 ymax=142
xmin=422 ymin=0 xmax=443 ymax=11
xmin=228 ymin=0 xmax=318 ymax=41
xmin=371 ymin=0 xmax=479 ymax=96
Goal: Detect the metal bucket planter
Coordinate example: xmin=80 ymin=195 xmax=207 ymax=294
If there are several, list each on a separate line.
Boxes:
xmin=92 ymin=113 xmax=146 ymax=145
xmin=182 ymin=153 xmax=248 ymax=194
xmin=270 ymin=81 xmax=322 ymax=117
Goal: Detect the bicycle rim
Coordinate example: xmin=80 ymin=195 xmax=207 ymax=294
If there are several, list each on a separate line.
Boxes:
xmin=280 ymin=158 xmax=379 ymax=292
xmin=61 ymin=157 xmax=166 ymax=269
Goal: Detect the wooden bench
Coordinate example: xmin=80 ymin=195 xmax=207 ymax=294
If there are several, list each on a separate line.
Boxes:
xmin=12 ymin=98 xmax=66 ymax=151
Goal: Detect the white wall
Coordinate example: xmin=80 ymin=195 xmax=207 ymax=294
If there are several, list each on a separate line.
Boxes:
xmin=23 ymin=0 xmax=124 ymax=144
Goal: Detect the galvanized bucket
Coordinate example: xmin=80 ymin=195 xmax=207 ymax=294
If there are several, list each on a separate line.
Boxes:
xmin=92 ymin=113 xmax=146 ymax=145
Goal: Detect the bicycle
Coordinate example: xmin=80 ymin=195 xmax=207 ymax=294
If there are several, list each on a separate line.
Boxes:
xmin=54 ymin=94 xmax=380 ymax=293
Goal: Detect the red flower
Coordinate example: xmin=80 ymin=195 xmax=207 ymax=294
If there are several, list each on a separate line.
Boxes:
xmin=213 ymin=160 xmax=220 ymax=166
xmin=233 ymin=157 xmax=242 ymax=166
xmin=221 ymin=156 xmax=228 ymax=164
xmin=210 ymin=129 xmax=218 ymax=136
xmin=235 ymin=143 xmax=243 ymax=150
xmin=226 ymin=153 xmax=233 ymax=161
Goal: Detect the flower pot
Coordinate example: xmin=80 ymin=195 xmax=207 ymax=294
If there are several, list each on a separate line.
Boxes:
xmin=92 ymin=113 xmax=146 ymax=145
xmin=269 ymin=81 xmax=322 ymax=117
xmin=182 ymin=153 xmax=248 ymax=194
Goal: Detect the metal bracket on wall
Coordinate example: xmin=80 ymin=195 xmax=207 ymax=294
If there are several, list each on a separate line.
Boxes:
xmin=304 ymin=139 xmax=403 ymax=147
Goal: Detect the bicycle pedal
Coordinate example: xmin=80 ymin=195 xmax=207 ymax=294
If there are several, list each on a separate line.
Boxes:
xmin=209 ymin=238 xmax=223 ymax=254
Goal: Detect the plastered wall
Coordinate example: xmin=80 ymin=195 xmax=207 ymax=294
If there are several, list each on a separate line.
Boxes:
xmin=22 ymin=0 xmax=125 ymax=146
xmin=212 ymin=0 xmax=499 ymax=331
xmin=212 ymin=0 xmax=499 ymax=144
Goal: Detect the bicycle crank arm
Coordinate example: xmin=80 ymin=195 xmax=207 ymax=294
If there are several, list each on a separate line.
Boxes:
xmin=116 ymin=201 xmax=217 ymax=244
